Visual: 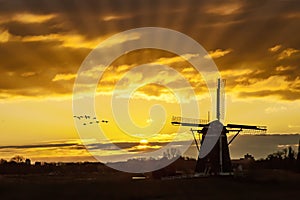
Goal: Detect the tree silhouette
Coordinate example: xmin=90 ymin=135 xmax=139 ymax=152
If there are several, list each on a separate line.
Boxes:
xmin=287 ymin=146 xmax=295 ymax=160
xmin=10 ymin=155 xmax=25 ymax=163
xmin=0 ymin=159 xmax=7 ymax=164
xmin=163 ymin=148 xmax=181 ymax=160
xmin=267 ymin=150 xmax=284 ymax=160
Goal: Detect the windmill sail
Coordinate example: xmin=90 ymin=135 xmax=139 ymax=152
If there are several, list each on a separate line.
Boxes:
xmin=171 ymin=116 xmax=208 ymax=127
xmin=216 ymin=78 xmax=226 ymax=122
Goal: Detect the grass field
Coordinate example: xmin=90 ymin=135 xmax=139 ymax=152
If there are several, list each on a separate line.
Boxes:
xmin=0 ymin=170 xmax=299 ymax=200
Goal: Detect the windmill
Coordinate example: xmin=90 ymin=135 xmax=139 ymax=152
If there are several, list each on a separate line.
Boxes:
xmin=171 ymin=78 xmax=267 ymax=175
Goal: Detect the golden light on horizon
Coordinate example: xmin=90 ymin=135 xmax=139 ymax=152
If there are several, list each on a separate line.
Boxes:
xmin=140 ymin=139 xmax=148 ymax=145
xmin=137 ymin=139 xmax=149 ymax=150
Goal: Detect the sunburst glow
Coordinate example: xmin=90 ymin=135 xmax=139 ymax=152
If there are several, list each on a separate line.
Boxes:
xmin=0 ymin=0 xmax=299 ymax=162
xmin=140 ymin=139 xmax=149 ymax=145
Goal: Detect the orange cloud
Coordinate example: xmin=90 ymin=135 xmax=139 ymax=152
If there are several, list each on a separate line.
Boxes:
xmin=102 ymin=14 xmax=131 ymax=22
xmin=0 ymin=29 xmax=11 ymax=43
xmin=205 ymin=49 xmax=232 ymax=59
xmin=153 ymin=54 xmax=199 ymax=65
xmin=52 ymin=73 xmax=77 ymax=82
xmin=275 ymin=65 xmax=294 ymax=72
xmin=12 ymin=13 xmax=56 ymax=24
xmin=269 ymin=44 xmax=282 ymax=52
xmin=21 ymin=33 xmax=110 ymax=49
xmin=205 ymin=2 xmax=242 ymax=16
xmin=278 ymin=48 xmax=299 ymax=60
xmin=0 ymin=13 xmax=56 ymax=25
xmin=21 ymin=72 xmax=36 ymax=77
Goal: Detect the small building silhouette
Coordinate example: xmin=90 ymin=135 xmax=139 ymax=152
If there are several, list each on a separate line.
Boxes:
xmin=25 ymin=159 xmax=31 ymax=165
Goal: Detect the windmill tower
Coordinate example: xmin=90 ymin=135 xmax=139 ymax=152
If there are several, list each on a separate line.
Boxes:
xmin=172 ymin=78 xmax=267 ymax=175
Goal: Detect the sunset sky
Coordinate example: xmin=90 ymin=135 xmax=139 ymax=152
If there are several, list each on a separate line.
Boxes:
xmin=0 ymin=0 xmax=300 ymax=162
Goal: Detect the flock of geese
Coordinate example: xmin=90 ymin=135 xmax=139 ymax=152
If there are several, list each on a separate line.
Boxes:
xmin=73 ymin=115 xmax=108 ymax=126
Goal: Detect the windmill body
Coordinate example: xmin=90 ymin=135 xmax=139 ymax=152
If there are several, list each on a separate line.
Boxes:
xmin=195 ymin=125 xmax=232 ymax=174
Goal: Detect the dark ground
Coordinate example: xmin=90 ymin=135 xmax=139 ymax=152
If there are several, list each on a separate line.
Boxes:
xmin=0 ymin=170 xmax=299 ymax=200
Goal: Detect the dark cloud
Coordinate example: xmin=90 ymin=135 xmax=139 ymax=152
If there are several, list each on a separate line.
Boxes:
xmin=0 ymin=142 xmax=84 ymax=149
xmin=0 ymin=140 xmax=187 ymax=155
xmin=252 ymin=133 xmax=300 ymax=137
xmin=239 ymin=89 xmax=300 ymax=101
xmin=2 ymin=19 xmax=65 ymax=37
xmin=0 ymin=0 xmax=299 ymax=99
xmin=0 ymin=40 xmax=89 ymax=97
xmin=85 ymin=140 xmax=188 ymax=152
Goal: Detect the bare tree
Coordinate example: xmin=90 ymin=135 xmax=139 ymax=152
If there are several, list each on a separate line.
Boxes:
xmin=163 ymin=148 xmax=181 ymax=160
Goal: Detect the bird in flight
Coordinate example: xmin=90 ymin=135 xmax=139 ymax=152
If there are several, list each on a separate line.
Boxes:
xmin=74 ymin=115 xmax=108 ymax=125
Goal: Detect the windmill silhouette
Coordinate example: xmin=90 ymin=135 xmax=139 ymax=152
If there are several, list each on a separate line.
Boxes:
xmin=172 ymin=79 xmax=267 ymax=176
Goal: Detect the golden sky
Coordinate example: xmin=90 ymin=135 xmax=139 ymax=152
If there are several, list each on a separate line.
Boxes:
xmin=0 ymin=0 xmax=300 ymax=161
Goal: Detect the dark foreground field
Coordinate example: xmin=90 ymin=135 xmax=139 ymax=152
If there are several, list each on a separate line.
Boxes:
xmin=0 ymin=170 xmax=299 ymax=200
